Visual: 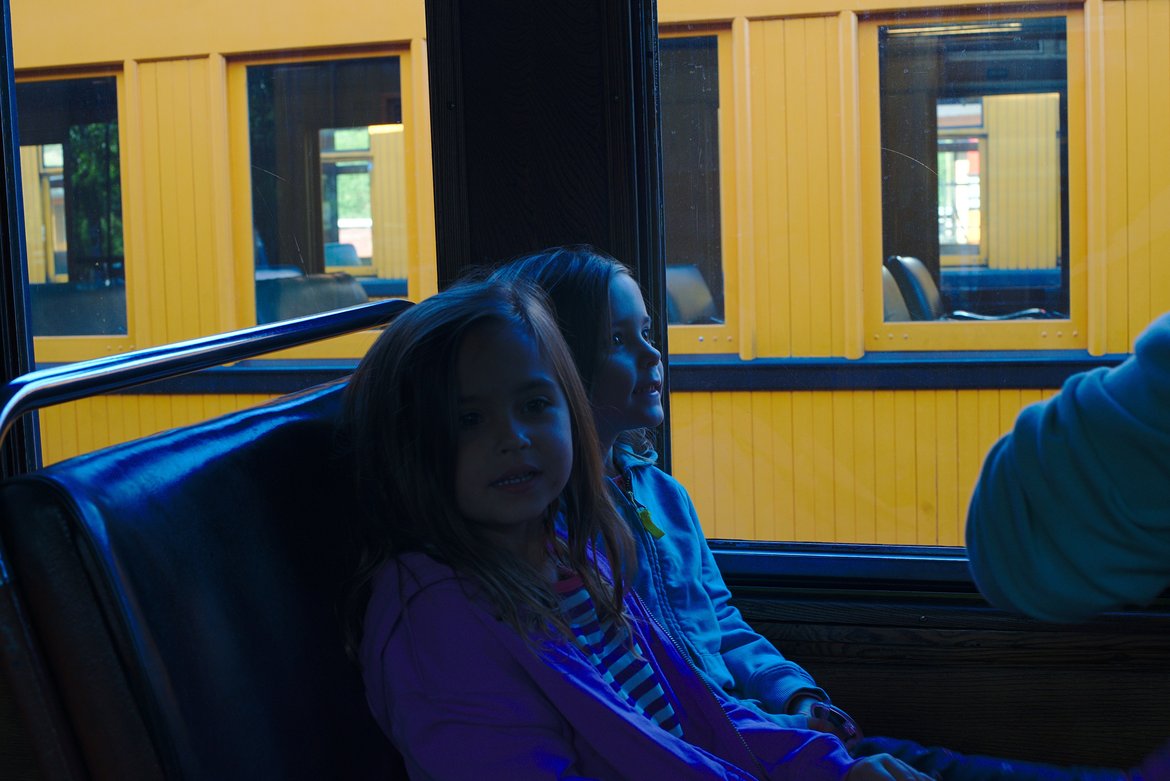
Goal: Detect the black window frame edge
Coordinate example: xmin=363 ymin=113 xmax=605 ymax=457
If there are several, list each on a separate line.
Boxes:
xmin=0 ymin=0 xmax=39 ymax=478
xmin=670 ymin=350 xmax=1127 ymax=391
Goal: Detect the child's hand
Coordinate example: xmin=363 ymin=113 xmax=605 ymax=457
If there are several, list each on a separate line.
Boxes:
xmin=790 ymin=697 xmax=864 ymax=748
xmin=846 ymin=754 xmax=939 ymax=781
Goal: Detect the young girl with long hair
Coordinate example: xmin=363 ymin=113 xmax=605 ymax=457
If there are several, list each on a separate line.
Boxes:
xmin=489 ymin=246 xmax=1134 ymax=781
xmin=340 ymin=278 xmax=933 ymax=780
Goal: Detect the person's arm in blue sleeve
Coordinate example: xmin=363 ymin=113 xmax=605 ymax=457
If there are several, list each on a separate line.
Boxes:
xmin=966 ymin=311 xmax=1170 ymax=622
xmin=679 ymin=486 xmax=831 ymax=714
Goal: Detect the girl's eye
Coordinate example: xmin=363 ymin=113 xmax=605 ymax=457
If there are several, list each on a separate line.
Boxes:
xmin=523 ymin=397 xmax=552 ymax=414
xmin=641 ymin=327 xmax=654 ymax=344
xmin=610 ymin=332 xmax=624 ymax=347
xmin=458 ymin=412 xmax=481 ymax=429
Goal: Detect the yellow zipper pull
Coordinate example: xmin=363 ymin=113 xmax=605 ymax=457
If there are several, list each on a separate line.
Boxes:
xmin=638 ymin=506 xmax=665 ymax=539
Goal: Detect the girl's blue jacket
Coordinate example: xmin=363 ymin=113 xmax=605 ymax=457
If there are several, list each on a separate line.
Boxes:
xmin=610 ymin=444 xmax=830 ymax=722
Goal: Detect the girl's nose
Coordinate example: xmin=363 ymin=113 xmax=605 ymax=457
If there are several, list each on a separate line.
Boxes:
xmin=638 ymin=337 xmax=661 ymax=367
xmin=497 ymin=418 xmax=531 ymax=452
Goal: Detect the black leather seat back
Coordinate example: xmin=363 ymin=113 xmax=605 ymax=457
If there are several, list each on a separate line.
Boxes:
xmin=0 ymin=381 xmax=401 ymax=780
xmin=884 ymin=255 xmax=943 ymax=320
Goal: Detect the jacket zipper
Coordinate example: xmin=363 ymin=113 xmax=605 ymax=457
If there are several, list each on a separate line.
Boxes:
xmin=627 ymin=556 xmax=769 ymax=781
xmin=617 ymin=481 xmax=772 ymax=781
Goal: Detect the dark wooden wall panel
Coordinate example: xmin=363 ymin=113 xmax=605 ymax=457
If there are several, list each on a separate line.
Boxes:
xmin=735 ymin=593 xmax=1170 ymax=769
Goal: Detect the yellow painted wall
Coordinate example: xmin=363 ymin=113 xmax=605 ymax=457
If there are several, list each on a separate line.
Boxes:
xmin=19 ymin=147 xmax=47 ymax=283
xmin=747 ymin=14 xmax=853 ymax=359
xmin=371 ymin=126 xmax=410 ymax=282
xmin=985 ymin=93 xmax=1061 ymax=271
xmin=671 ymin=387 xmax=1057 ymax=545
xmin=14 ymin=0 xmax=1170 ymax=545
xmin=1094 ymin=0 xmax=1170 ymax=353
xmin=10 ymin=0 xmax=426 ymax=70
xmin=12 ymin=1 xmax=436 ymax=457
xmin=38 ymin=393 xmax=277 ymax=466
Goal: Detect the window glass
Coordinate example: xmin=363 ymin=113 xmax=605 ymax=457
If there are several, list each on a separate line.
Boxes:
xmin=660 ymin=35 xmax=724 ymax=327
xmin=879 ymin=17 xmax=1068 ymax=321
xmin=16 ymin=77 xmax=126 ymax=336
xmin=246 ymin=57 xmax=407 ymax=324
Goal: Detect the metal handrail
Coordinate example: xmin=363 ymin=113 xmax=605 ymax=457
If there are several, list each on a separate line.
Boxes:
xmin=0 ymin=298 xmax=412 ymax=452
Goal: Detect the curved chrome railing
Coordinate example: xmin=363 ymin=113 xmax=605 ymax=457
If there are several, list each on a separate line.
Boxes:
xmin=0 ymin=298 xmax=412 ymax=452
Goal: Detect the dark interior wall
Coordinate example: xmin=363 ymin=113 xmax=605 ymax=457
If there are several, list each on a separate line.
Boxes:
xmin=733 ymin=588 xmax=1170 ymax=769
xmin=425 ymin=0 xmax=664 ymax=297
xmin=425 ymin=0 xmax=669 ymax=462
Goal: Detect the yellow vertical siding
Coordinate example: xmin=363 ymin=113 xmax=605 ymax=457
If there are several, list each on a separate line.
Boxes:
xmin=370 ymin=127 xmax=410 ymax=281
xmin=19 ymin=146 xmax=47 ymax=283
xmin=670 ymin=387 xmax=1059 ymax=544
xmin=985 ymin=94 xmax=1061 ymax=271
xmin=39 ymin=393 xmax=278 ymax=466
xmin=1097 ymin=0 xmax=1170 ymax=352
xmin=137 ymin=58 xmax=227 ymax=344
xmin=17 ymin=0 xmax=1168 ymax=547
xmin=1149 ymin=1 xmax=1170 ymax=325
xmin=750 ymin=16 xmax=847 ymax=358
xmin=1125 ymin=0 xmax=1152 ymax=340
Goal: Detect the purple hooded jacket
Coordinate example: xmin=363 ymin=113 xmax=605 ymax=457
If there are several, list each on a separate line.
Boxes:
xmin=360 ymin=552 xmax=859 ymax=780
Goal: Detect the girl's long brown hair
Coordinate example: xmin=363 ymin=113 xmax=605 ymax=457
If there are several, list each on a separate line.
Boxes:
xmin=339 ymin=279 xmax=635 ymax=656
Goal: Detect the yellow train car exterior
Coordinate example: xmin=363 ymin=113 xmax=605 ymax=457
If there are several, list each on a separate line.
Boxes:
xmin=12 ymin=0 xmax=1170 ymax=546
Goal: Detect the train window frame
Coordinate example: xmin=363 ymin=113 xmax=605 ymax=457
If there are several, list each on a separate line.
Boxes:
xmin=224 ymin=45 xmax=437 ymax=360
xmin=16 ymin=69 xmax=137 ymax=365
xmin=659 ymin=25 xmax=740 ymax=356
xmin=860 ymin=7 xmax=1089 ymax=351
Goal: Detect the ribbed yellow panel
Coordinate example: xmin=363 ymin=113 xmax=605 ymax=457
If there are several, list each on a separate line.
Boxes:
xmin=137 ymin=58 xmax=227 ymax=344
xmin=370 ymin=126 xmax=409 ymax=281
xmin=1099 ymin=0 xmax=1170 ymax=352
xmin=18 ymin=146 xmax=47 ymax=283
xmin=1150 ymin=1 xmax=1170 ymax=330
xmin=11 ymin=0 xmax=426 ymax=70
xmin=985 ymin=94 xmax=1060 ymax=271
xmin=1126 ymin=0 xmax=1152 ymax=342
xmin=38 ymin=394 xmax=278 ymax=466
xmin=749 ymin=15 xmax=845 ymax=358
xmin=671 ymin=387 xmax=1058 ymax=544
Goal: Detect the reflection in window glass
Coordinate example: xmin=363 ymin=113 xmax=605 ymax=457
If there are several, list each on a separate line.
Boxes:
xmin=246 ymin=58 xmax=408 ymax=324
xmin=660 ymin=36 xmax=724 ymax=326
xmin=879 ymin=17 xmax=1068 ymax=321
xmin=16 ymin=77 xmax=127 ymax=336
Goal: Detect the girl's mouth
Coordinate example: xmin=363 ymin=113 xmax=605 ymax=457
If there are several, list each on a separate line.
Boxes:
xmin=634 ymin=380 xmax=662 ymax=396
xmin=491 ymin=470 xmax=539 ymax=489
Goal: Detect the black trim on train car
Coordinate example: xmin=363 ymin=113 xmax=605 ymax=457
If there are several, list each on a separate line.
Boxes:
xmin=670 ymin=350 xmax=1128 ymax=392
xmin=44 ymin=349 xmax=1127 ymax=397
xmin=711 ymin=541 xmax=974 ymax=591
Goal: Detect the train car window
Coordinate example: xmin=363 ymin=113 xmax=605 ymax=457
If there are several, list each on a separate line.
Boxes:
xmin=862 ymin=11 xmax=1086 ymax=351
xmin=15 ymin=76 xmax=127 ymax=340
xmin=879 ymin=17 xmax=1068 ymax=321
xmin=661 ymin=36 xmax=723 ymax=323
xmin=659 ymin=28 xmax=738 ymax=354
xmin=243 ymin=56 xmax=410 ymax=324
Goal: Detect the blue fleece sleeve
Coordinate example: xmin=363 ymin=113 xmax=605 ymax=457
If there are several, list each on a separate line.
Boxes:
xmin=680 ymin=485 xmax=830 ymax=711
xmin=966 ymin=312 xmax=1170 ymax=622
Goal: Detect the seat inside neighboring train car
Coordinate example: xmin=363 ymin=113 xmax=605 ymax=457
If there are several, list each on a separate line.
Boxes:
xmin=0 ymin=379 xmax=407 ymax=780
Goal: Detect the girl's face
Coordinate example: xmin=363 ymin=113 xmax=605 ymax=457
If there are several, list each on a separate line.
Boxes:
xmin=454 ymin=321 xmax=573 ymax=556
xmin=590 ymin=273 xmax=664 ymax=454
